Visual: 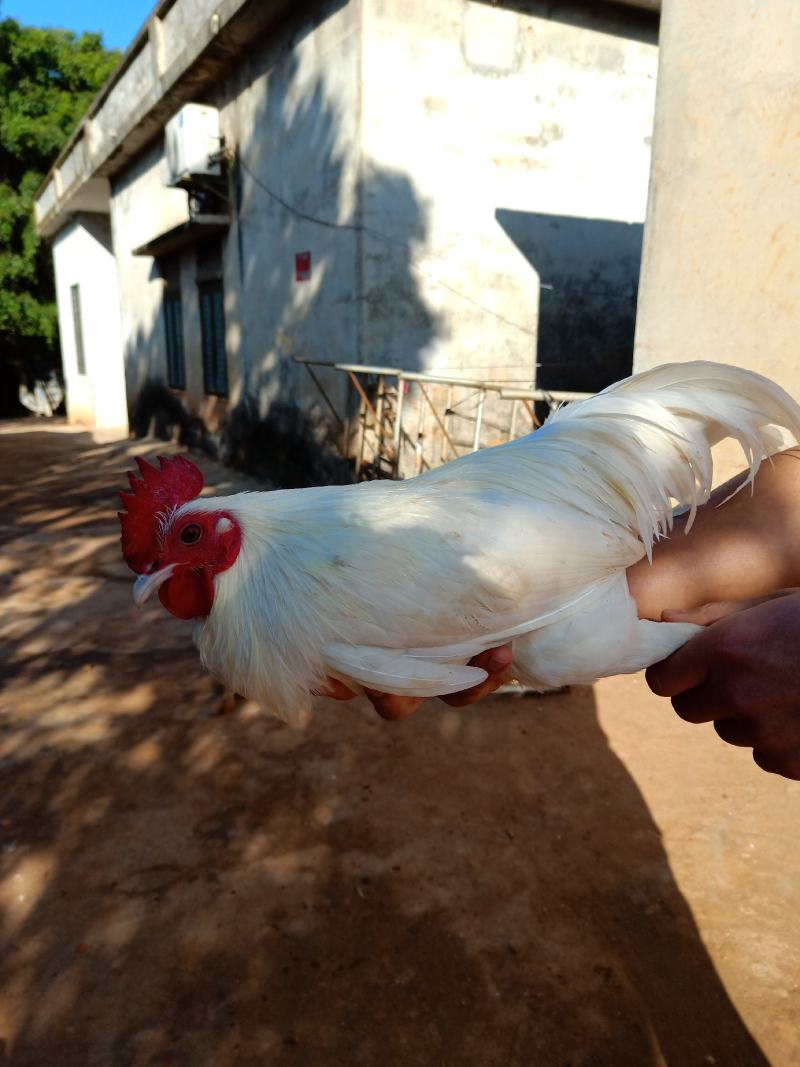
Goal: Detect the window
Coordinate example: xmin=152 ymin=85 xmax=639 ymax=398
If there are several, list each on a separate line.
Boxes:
xmin=70 ymin=284 xmax=86 ymax=375
xmin=163 ymin=292 xmax=186 ymax=389
xmin=198 ymin=278 xmax=228 ymax=396
xmin=196 ymin=240 xmax=228 ymax=397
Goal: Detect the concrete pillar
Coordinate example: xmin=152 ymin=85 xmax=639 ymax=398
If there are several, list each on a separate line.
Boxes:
xmin=634 ymin=0 xmax=800 ymax=398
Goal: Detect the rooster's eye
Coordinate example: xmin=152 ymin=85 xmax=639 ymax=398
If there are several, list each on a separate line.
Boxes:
xmin=179 ymin=523 xmax=203 ymax=545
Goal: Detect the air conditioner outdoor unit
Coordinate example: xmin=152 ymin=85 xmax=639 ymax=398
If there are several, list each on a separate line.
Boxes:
xmin=165 ymin=104 xmax=222 ymax=188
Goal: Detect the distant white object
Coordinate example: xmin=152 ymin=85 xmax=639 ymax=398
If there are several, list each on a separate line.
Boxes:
xmin=165 ymin=104 xmax=222 ymax=187
xmin=19 ymin=375 xmax=64 ymax=417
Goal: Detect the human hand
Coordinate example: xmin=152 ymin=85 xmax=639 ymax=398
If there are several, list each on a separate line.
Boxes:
xmin=646 ymin=590 xmax=800 ymax=779
xmin=322 ymin=644 xmax=514 ymax=721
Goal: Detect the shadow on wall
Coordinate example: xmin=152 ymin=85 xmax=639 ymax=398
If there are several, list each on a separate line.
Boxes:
xmin=495 ymin=0 xmax=659 ymax=46
xmin=127 ymin=1 xmax=440 ymax=488
xmin=0 ymin=427 xmax=771 ymax=1066
xmin=496 ymin=209 xmax=644 ymax=394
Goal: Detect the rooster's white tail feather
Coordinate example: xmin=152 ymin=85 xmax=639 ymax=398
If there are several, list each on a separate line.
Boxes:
xmin=444 ymin=360 xmax=800 ymax=560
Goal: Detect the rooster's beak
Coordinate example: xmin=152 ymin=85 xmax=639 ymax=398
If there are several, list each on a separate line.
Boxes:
xmin=133 ymin=564 xmax=176 ymax=606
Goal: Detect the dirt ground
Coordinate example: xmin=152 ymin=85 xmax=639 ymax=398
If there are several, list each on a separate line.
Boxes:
xmin=0 ymin=422 xmax=798 ymax=1067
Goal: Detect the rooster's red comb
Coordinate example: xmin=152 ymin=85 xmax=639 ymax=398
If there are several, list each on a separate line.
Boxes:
xmin=118 ymin=455 xmax=204 ymax=573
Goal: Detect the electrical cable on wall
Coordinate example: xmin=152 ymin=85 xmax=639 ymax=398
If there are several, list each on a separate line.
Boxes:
xmin=237 ymin=155 xmax=539 ymax=343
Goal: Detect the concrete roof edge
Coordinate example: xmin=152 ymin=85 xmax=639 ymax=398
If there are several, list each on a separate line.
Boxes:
xmin=34 ymin=0 xmax=301 ymax=234
xmin=34 ymin=0 xmax=182 ymax=205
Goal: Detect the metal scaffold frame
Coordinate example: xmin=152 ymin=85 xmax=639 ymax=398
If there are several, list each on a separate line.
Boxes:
xmin=294 ymin=358 xmax=593 ymax=480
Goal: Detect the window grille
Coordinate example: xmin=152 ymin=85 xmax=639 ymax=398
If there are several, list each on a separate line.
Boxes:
xmin=198 ymin=279 xmax=228 ymax=396
xmin=163 ymin=292 xmax=186 ymax=389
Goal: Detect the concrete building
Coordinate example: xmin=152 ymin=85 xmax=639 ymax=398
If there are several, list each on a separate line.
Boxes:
xmin=35 ymin=0 xmax=660 ymax=482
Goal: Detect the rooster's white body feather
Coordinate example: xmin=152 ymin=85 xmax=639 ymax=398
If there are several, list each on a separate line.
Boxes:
xmin=178 ymin=362 xmax=800 ymax=723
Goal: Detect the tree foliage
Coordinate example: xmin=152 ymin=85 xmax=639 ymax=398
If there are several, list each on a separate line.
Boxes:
xmin=0 ymin=11 xmax=118 ymax=408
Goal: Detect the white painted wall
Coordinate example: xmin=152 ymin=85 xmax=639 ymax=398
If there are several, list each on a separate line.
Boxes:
xmin=110 ymin=0 xmax=362 ymax=450
xmin=360 ymin=0 xmax=659 ymax=392
xmin=52 ymin=216 xmax=128 ymax=433
xmin=634 ymin=0 xmax=800 ymax=399
xmin=217 ymin=0 xmax=362 ymax=421
xmin=110 ymin=141 xmax=191 ymax=413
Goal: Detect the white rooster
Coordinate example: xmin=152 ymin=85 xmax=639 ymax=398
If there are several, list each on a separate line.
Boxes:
xmin=119 ymin=362 xmax=800 ymax=723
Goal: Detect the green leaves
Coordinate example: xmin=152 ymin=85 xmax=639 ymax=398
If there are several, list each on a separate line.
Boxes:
xmin=0 ymin=15 xmax=119 ymax=407
xmin=0 ymin=20 xmax=116 ymax=169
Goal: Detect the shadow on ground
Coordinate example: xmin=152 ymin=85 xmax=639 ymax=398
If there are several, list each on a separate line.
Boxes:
xmin=0 ymin=427 xmax=767 ymax=1066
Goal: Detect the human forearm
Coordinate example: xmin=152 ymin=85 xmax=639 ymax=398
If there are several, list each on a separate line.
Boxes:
xmin=627 ymin=448 xmax=800 ymax=620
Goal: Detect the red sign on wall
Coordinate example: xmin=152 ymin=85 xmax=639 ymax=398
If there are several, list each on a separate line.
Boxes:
xmin=295 ymin=251 xmax=311 ymax=282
